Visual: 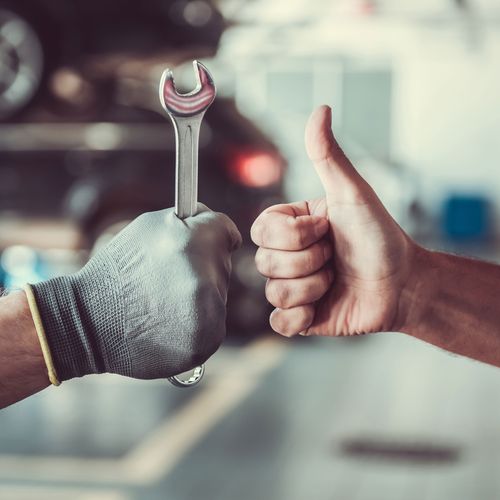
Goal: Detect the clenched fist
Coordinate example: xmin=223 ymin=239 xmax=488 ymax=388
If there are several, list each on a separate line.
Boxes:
xmin=29 ymin=205 xmax=241 ymax=382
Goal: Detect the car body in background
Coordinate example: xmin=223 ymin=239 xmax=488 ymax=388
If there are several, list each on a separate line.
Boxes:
xmin=0 ymin=98 xmax=285 ymax=334
xmin=0 ymin=0 xmax=226 ymax=120
xmin=0 ymin=1 xmax=286 ymax=334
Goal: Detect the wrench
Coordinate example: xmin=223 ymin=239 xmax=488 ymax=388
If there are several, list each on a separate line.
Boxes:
xmin=159 ymin=60 xmax=216 ymax=388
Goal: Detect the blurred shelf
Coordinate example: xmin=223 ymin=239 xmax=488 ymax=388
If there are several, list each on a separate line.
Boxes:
xmin=0 ymin=216 xmax=83 ymax=251
xmin=0 ymin=123 xmax=175 ymax=152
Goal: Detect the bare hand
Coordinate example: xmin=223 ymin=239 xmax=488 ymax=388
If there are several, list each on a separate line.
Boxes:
xmin=251 ymin=105 xmax=416 ymax=337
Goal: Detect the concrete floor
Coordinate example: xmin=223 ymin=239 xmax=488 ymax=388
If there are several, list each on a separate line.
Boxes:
xmin=0 ymin=332 xmax=500 ymax=500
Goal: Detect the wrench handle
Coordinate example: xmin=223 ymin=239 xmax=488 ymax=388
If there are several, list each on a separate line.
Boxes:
xmin=171 ymin=115 xmax=203 ymax=219
xmin=168 ymin=115 xmax=206 ymax=388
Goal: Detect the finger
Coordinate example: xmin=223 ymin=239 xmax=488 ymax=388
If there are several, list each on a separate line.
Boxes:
xmin=265 ymin=267 xmax=333 ymax=309
xmin=255 ymin=239 xmax=332 ymax=278
xmin=251 ymin=207 xmax=328 ymax=251
xmin=215 ymin=211 xmax=243 ymax=251
xmin=193 ymin=208 xmax=242 ymax=251
xmin=305 ymin=105 xmax=372 ymax=204
xmin=262 ymin=201 xmax=313 ymax=217
xmin=270 ymin=304 xmax=315 ymax=337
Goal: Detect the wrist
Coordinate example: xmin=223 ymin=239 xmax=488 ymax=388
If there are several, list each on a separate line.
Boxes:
xmin=395 ymin=244 xmax=439 ymax=336
xmin=1 ymin=291 xmax=40 ymax=353
xmin=0 ymin=291 xmax=50 ymax=407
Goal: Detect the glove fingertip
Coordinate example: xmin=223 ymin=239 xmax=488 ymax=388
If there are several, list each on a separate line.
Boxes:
xmin=216 ymin=212 xmax=242 ymax=251
xmin=195 ymin=202 xmax=211 ymax=214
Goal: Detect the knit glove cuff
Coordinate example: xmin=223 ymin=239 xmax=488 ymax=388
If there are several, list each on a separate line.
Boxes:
xmin=30 ymin=250 xmax=126 ymax=381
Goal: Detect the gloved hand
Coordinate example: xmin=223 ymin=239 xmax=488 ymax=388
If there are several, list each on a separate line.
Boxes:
xmin=28 ymin=205 xmax=241 ymax=383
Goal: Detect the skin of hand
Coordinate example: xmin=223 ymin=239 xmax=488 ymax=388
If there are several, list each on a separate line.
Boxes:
xmin=251 ymin=105 xmax=416 ymax=338
xmin=0 ymin=291 xmax=48 ymax=409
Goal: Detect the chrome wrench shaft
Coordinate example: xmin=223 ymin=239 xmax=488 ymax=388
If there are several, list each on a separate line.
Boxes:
xmin=159 ymin=60 xmax=216 ymax=387
xmin=172 ymin=116 xmax=201 ymax=218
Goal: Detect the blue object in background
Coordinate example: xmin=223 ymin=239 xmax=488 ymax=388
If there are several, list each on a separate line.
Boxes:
xmin=443 ymin=194 xmax=491 ymax=242
xmin=0 ymin=246 xmax=48 ymax=290
xmin=0 ymin=264 xmax=5 ymax=289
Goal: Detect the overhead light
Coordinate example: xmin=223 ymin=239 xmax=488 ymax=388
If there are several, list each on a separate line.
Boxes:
xmin=184 ymin=1 xmax=213 ymax=27
xmin=229 ymin=151 xmax=284 ymax=188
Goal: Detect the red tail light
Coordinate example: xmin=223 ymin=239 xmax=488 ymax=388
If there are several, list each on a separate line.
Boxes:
xmin=229 ymin=152 xmax=284 ymax=188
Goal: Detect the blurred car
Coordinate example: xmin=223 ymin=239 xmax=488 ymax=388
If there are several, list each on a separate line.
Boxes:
xmin=0 ymin=97 xmax=285 ymax=334
xmin=0 ymin=0 xmax=226 ymax=120
xmin=0 ymin=1 xmax=286 ymax=334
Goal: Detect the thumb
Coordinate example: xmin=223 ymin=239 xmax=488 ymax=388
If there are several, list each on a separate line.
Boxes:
xmin=305 ymin=105 xmax=370 ymax=204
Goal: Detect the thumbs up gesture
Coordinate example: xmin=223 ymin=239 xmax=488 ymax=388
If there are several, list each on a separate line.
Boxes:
xmin=251 ymin=105 xmax=416 ymax=337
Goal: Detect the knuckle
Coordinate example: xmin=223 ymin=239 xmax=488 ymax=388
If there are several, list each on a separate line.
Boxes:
xmin=288 ymin=246 xmax=317 ymax=277
xmin=255 ymin=248 xmax=274 ymax=276
xmin=305 ymin=246 xmax=320 ymax=273
xmin=287 ymin=248 xmax=319 ymax=278
xmin=304 ymin=279 xmax=317 ymax=298
xmin=250 ymin=217 xmax=266 ymax=246
xmin=254 ymin=248 xmax=265 ymax=272
xmin=266 ymin=280 xmax=291 ymax=308
xmin=287 ymin=255 xmax=303 ymax=278
xmin=295 ymin=225 xmax=309 ymax=250
xmin=287 ymin=218 xmax=307 ymax=250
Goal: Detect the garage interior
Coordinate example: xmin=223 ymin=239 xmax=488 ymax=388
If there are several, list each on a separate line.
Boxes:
xmin=1 ymin=1 xmax=500 ymax=499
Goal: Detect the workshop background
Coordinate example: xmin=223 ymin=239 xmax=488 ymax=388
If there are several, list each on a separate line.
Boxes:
xmin=1 ymin=0 xmax=500 ymax=499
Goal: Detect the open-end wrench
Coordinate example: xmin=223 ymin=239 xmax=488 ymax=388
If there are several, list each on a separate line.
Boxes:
xmin=159 ymin=60 xmax=216 ymax=388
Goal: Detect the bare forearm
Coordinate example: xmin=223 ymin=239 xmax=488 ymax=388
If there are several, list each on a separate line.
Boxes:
xmin=0 ymin=291 xmax=49 ymax=408
xmin=400 ymin=246 xmax=500 ymax=366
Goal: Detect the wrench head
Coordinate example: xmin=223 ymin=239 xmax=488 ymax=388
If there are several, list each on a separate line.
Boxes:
xmin=159 ymin=60 xmax=216 ymax=118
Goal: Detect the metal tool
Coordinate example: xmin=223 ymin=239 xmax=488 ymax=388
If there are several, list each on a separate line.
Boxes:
xmin=159 ymin=60 xmax=216 ymax=388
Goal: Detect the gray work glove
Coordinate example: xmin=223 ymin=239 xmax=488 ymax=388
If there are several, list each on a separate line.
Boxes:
xmin=29 ymin=205 xmax=241 ymax=382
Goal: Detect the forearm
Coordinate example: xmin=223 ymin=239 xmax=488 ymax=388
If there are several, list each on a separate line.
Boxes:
xmin=0 ymin=291 xmax=49 ymax=408
xmin=399 ymin=246 xmax=500 ymax=366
